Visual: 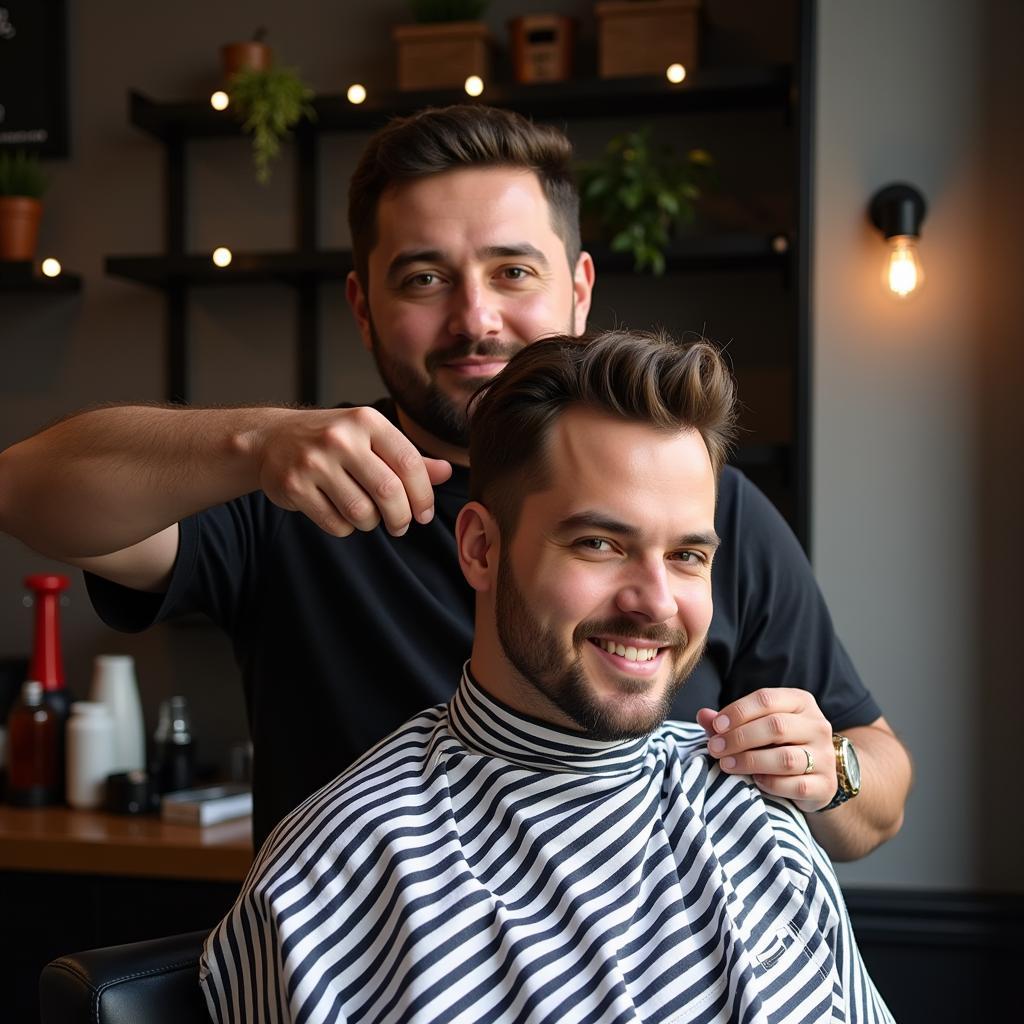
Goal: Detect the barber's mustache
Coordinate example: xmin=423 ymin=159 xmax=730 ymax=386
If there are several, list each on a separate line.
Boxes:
xmin=574 ymin=618 xmax=688 ymax=648
xmin=425 ymin=339 xmax=526 ymax=373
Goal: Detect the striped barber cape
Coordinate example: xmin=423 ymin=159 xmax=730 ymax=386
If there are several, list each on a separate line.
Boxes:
xmin=201 ymin=669 xmax=894 ymax=1024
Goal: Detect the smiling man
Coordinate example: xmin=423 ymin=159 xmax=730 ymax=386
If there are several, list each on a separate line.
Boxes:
xmin=200 ymin=331 xmax=893 ymax=1024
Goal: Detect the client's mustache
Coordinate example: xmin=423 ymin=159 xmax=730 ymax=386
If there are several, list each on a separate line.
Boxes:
xmin=574 ymin=618 xmax=688 ymax=648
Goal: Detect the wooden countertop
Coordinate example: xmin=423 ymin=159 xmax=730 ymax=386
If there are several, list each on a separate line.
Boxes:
xmin=0 ymin=804 xmax=254 ymax=882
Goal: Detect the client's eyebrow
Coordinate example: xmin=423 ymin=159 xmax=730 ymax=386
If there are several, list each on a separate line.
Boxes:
xmin=554 ymin=511 xmax=720 ymax=550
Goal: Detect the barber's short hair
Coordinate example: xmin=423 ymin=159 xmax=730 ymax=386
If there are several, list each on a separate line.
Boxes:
xmin=348 ymin=104 xmax=581 ymax=286
xmin=468 ymin=329 xmax=737 ymax=535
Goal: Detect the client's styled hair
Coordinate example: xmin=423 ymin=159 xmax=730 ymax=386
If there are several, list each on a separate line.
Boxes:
xmin=468 ymin=329 xmax=738 ymax=534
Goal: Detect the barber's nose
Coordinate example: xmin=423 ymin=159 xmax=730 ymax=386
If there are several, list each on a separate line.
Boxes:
xmin=616 ymin=560 xmax=678 ymax=623
xmin=448 ymin=280 xmax=502 ymax=339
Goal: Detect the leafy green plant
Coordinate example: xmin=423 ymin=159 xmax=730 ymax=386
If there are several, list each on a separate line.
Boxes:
xmin=228 ymin=65 xmax=316 ymax=185
xmin=577 ymin=128 xmax=713 ymax=275
xmin=410 ymin=0 xmax=488 ymax=23
xmin=0 ymin=150 xmax=49 ymax=198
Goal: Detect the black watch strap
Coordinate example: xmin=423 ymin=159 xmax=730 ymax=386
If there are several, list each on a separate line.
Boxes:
xmin=818 ymin=786 xmax=851 ymax=812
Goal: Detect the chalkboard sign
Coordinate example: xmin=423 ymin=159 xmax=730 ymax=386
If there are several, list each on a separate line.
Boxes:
xmin=0 ymin=0 xmax=69 ymax=157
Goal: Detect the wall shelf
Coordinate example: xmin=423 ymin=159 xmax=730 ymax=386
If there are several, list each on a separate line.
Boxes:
xmin=103 ymin=2 xmax=813 ymax=543
xmin=105 ymin=234 xmax=789 ymax=289
xmin=127 ymin=67 xmax=792 ymax=142
xmin=0 ymin=266 xmax=82 ymax=293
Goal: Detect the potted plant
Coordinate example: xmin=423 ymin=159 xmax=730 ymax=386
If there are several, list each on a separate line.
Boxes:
xmin=393 ymin=0 xmax=493 ymax=92
xmin=0 ymin=150 xmax=49 ymax=262
xmin=228 ymin=62 xmax=316 ymax=185
xmin=577 ymin=128 xmax=712 ymax=275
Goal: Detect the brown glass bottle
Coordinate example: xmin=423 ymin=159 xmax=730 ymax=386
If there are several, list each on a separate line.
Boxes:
xmin=6 ymin=679 xmax=61 ymax=806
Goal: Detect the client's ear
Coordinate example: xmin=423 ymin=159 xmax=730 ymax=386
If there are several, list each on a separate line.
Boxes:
xmin=456 ymin=501 xmax=500 ymax=592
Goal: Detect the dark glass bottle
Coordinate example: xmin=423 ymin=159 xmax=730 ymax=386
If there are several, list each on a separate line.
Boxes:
xmin=6 ymin=680 xmax=61 ymax=806
xmin=152 ymin=696 xmax=196 ymax=794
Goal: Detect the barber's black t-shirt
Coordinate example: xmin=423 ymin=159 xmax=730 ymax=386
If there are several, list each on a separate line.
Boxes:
xmin=86 ymin=399 xmax=880 ymax=849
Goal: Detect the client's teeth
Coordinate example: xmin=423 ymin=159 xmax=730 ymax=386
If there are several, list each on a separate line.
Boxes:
xmin=597 ymin=640 xmax=661 ymax=662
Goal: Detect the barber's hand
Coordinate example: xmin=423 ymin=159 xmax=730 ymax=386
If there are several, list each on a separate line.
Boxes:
xmin=252 ymin=406 xmax=453 ymax=538
xmin=696 ymin=689 xmax=836 ymax=813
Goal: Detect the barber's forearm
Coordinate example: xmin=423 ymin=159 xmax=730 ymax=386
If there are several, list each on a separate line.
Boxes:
xmin=0 ymin=404 xmax=277 ymax=558
xmin=807 ymin=719 xmax=912 ymax=862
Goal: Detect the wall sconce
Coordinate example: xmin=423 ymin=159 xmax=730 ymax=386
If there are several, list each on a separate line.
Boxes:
xmin=869 ymin=183 xmax=927 ymax=299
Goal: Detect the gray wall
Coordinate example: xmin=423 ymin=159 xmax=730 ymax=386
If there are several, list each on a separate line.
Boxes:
xmin=814 ymin=0 xmax=1024 ymax=892
xmin=1 ymin=1 xmax=1020 ymax=891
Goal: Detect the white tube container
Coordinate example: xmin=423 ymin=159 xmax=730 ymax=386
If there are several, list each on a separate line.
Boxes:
xmin=89 ymin=654 xmax=146 ymax=773
xmin=66 ymin=701 xmax=115 ymax=809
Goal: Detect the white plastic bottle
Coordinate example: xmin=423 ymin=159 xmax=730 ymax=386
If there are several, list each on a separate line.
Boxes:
xmin=66 ymin=701 xmax=116 ymax=809
xmin=88 ymin=654 xmax=146 ymax=773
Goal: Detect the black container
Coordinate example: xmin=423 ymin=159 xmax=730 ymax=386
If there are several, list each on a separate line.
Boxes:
xmin=151 ymin=696 xmax=196 ymax=795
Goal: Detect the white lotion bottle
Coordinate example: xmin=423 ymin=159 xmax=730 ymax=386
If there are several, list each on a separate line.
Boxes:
xmin=66 ymin=701 xmax=116 ymax=809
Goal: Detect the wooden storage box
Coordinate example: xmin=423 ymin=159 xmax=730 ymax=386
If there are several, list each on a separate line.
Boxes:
xmin=393 ymin=21 xmax=493 ymax=92
xmin=595 ymin=0 xmax=700 ymax=79
xmin=509 ymin=14 xmax=576 ymax=84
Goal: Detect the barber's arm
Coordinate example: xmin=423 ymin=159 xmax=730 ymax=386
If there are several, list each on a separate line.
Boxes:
xmin=697 ymin=694 xmax=912 ymax=861
xmin=0 ymin=403 xmax=451 ymax=591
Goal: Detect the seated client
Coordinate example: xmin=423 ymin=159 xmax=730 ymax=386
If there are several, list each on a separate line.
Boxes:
xmin=200 ymin=329 xmax=894 ymax=1024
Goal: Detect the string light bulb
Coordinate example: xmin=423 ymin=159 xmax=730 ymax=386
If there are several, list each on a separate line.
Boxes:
xmin=666 ymin=63 xmax=686 ymax=84
xmin=210 ymin=91 xmax=230 ymax=111
xmin=346 ymin=83 xmax=367 ymax=105
xmin=464 ymin=75 xmax=484 ymax=97
xmin=41 ymin=257 xmax=62 ymax=278
xmin=212 ymin=247 xmax=233 ymax=268
xmin=869 ymin=183 xmax=927 ymax=299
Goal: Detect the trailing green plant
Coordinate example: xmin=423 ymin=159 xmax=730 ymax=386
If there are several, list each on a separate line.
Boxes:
xmin=577 ymin=128 xmax=713 ymax=275
xmin=0 ymin=150 xmax=49 ymax=198
xmin=228 ymin=65 xmax=316 ymax=185
xmin=410 ymin=0 xmax=488 ymax=23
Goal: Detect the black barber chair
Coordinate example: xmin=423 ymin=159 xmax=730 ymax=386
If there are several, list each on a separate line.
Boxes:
xmin=39 ymin=930 xmax=211 ymax=1023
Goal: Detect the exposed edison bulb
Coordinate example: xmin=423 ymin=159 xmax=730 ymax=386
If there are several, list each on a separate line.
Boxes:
xmin=347 ymin=83 xmax=367 ymax=105
xmin=884 ymin=235 xmax=924 ymax=298
xmin=210 ymin=91 xmax=230 ymax=111
xmin=41 ymin=257 xmax=62 ymax=278
xmin=212 ymin=247 xmax=233 ymax=268
xmin=666 ymin=63 xmax=687 ymax=84
xmin=464 ymin=75 xmax=484 ymax=97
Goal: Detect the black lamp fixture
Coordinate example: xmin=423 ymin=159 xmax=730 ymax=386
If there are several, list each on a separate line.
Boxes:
xmin=869 ymin=183 xmax=927 ymax=299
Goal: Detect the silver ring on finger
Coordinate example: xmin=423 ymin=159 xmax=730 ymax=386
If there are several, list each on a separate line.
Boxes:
xmin=802 ymin=748 xmax=815 ymax=775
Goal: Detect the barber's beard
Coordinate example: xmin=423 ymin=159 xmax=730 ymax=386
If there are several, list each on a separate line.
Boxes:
xmin=366 ymin=304 xmax=576 ymax=449
xmin=495 ymin=555 xmax=705 ymax=741
xmin=368 ymin=324 xmax=518 ymax=447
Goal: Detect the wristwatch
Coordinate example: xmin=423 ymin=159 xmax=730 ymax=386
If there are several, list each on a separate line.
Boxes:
xmin=819 ymin=734 xmax=861 ymax=811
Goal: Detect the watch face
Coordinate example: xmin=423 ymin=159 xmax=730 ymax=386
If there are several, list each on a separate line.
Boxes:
xmin=842 ymin=737 xmax=862 ymax=791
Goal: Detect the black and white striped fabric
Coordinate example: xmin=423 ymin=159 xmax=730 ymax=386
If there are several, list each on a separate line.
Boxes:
xmin=201 ymin=670 xmax=894 ymax=1024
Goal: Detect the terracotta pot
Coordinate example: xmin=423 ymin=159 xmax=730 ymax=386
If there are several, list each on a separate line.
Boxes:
xmin=221 ymin=41 xmax=273 ymax=79
xmin=0 ymin=196 xmax=43 ymax=262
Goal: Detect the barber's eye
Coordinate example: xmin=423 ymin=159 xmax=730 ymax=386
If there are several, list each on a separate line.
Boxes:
xmin=674 ymin=551 xmax=706 ymax=564
xmin=410 ymin=273 xmax=436 ymax=286
xmin=503 ymin=267 xmax=528 ymax=279
xmin=577 ymin=538 xmax=613 ymax=552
